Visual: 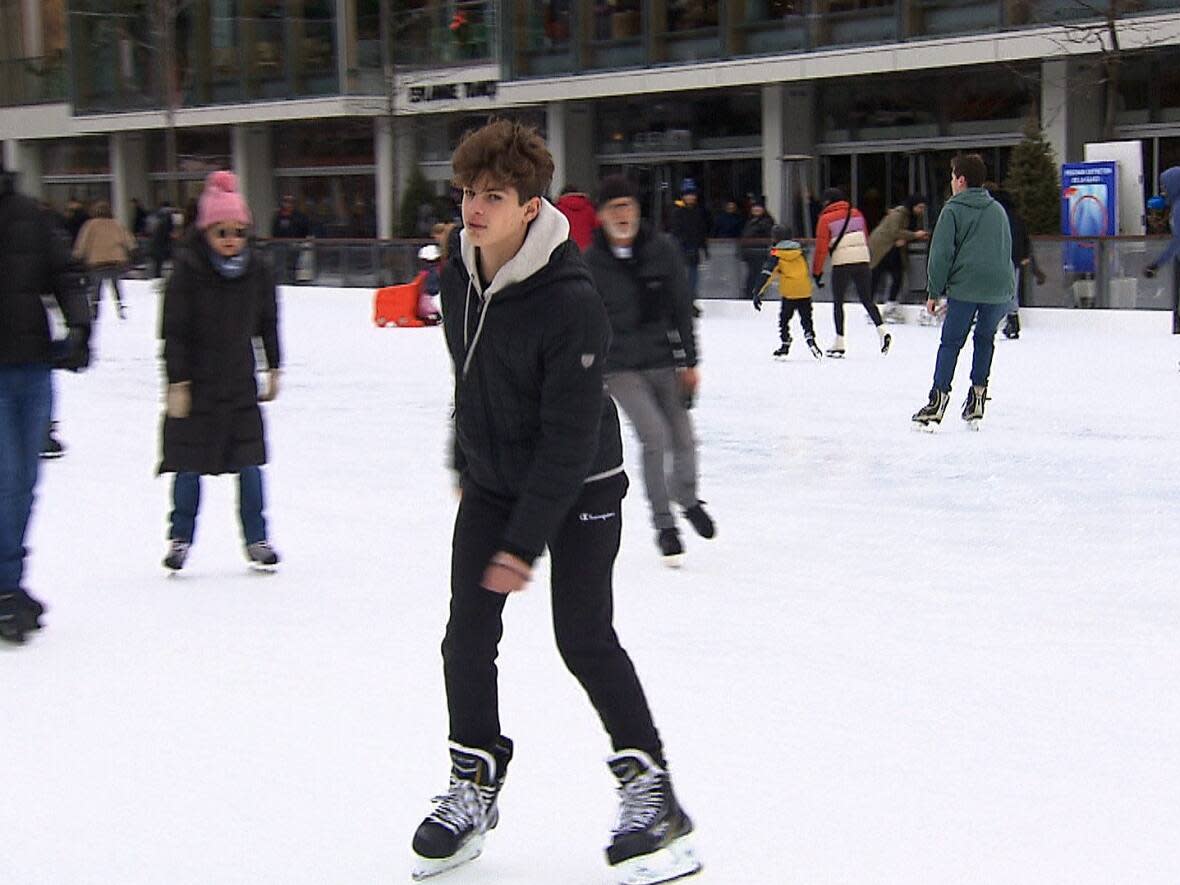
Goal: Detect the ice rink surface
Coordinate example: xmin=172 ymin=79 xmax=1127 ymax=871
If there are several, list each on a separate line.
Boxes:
xmin=6 ymin=282 xmax=1180 ymax=884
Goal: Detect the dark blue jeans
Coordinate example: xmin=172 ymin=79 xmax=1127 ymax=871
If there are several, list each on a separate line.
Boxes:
xmin=0 ymin=365 xmax=53 ymax=590
xmin=933 ymin=299 xmax=1009 ymax=393
xmin=169 ymin=466 xmax=267 ymax=545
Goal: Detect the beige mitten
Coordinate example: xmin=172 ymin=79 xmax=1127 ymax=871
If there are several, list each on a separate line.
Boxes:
xmin=166 ymin=382 xmax=191 ymax=419
xmin=258 ymin=369 xmax=281 ymax=402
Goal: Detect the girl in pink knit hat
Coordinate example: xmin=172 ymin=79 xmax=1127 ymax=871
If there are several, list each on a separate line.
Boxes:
xmin=157 ymin=171 xmax=284 ymax=572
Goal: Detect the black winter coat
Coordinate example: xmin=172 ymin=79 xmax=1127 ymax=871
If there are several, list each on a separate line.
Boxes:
xmin=668 ymin=202 xmax=711 ymax=262
xmin=158 ymin=233 xmax=281 ymax=475
xmin=584 ymin=223 xmax=698 ymax=373
xmin=441 ymin=201 xmax=623 ymax=562
xmin=0 ymin=186 xmax=90 ymax=366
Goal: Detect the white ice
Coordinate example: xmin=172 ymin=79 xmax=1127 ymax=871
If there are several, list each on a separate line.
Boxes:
xmin=6 ymin=282 xmax=1180 ymax=885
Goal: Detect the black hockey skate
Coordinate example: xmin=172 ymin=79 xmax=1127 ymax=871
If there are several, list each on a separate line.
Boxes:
xmin=39 ymin=422 xmax=64 ymax=460
xmin=657 ymin=528 xmax=684 ymax=568
xmin=880 ymin=331 xmax=892 ymax=354
xmin=772 ymin=341 xmax=791 ymax=359
xmin=1002 ymin=313 xmax=1020 ymax=339
xmin=911 ymin=388 xmax=950 ymax=430
xmin=683 ymin=502 xmax=715 ymax=540
xmin=412 ymin=738 xmax=513 ymax=881
xmin=806 ymin=336 xmax=822 ymax=359
xmin=606 ymin=750 xmax=701 ymax=885
xmin=163 ymin=539 xmax=190 ymax=571
xmin=245 ymin=540 xmax=280 ymax=571
xmin=962 ymin=385 xmax=987 ymax=429
xmin=0 ymin=591 xmax=28 ymax=644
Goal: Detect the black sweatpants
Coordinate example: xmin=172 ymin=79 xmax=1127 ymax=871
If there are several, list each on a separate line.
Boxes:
xmin=778 ymin=297 xmax=816 ymax=342
xmin=831 ymin=262 xmax=882 ymax=335
xmin=442 ymin=472 xmax=664 ymax=763
xmin=870 ymin=247 xmax=904 ymax=303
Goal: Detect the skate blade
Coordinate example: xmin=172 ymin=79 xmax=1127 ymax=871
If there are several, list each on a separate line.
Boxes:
xmin=964 ymin=419 xmax=982 ymax=431
xmin=411 ymin=836 xmax=484 ymax=880
xmin=661 ymin=553 xmax=685 ymax=569
xmin=248 ymin=562 xmax=278 ymax=574
xmin=613 ymin=834 xmax=702 ymax=885
xmin=825 ymin=351 xmax=845 ymax=359
xmin=911 ymin=421 xmax=939 ymax=433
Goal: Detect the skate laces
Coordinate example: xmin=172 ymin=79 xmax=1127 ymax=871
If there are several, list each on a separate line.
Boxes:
xmin=612 ymin=772 xmax=664 ymax=835
xmin=427 ymin=776 xmax=493 ymax=834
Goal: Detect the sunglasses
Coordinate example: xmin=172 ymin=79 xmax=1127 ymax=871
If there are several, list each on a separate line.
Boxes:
xmin=212 ymin=226 xmax=248 ymax=239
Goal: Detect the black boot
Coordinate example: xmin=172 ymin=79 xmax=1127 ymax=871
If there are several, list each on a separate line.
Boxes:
xmin=411 ymin=737 xmax=513 ymax=881
xmin=606 ymin=750 xmax=701 ymax=882
xmin=1002 ymin=313 xmax=1020 ymax=339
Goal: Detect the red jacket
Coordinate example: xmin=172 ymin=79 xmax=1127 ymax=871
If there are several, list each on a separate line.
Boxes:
xmin=555 ymin=192 xmax=599 ymax=250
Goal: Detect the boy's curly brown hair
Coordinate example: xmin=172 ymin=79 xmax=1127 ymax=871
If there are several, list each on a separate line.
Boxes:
xmin=451 ymin=118 xmax=554 ymax=204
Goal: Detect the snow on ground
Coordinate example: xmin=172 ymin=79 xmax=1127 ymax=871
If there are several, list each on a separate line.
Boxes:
xmin=5 ymin=281 xmax=1180 ymax=885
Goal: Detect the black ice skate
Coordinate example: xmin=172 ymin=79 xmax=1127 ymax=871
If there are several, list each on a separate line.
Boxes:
xmin=606 ymin=750 xmax=701 ymax=885
xmin=39 ymin=422 xmax=64 ymax=460
xmin=683 ymin=502 xmax=715 ymax=539
xmin=245 ymin=541 xmax=280 ymax=571
xmin=0 ymin=591 xmax=29 ymax=644
xmin=962 ymin=385 xmax=987 ymax=428
xmin=806 ymin=336 xmax=822 ymax=359
xmin=411 ymin=738 xmax=513 ymax=881
xmin=163 ymin=539 xmax=190 ymax=571
xmin=657 ymin=528 xmax=684 ymax=568
xmin=772 ymin=341 xmax=791 ymax=359
xmin=912 ymin=388 xmax=950 ymax=430
xmin=879 ymin=331 xmax=892 ymax=354
xmin=1002 ymin=313 xmax=1020 ymax=339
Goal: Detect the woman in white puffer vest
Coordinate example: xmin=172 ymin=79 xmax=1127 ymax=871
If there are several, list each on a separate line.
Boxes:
xmin=810 ymin=187 xmax=891 ymax=357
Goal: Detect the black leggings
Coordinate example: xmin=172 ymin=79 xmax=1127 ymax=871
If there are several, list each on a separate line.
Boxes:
xmin=831 ymin=263 xmax=882 ymax=335
xmin=779 ymin=298 xmax=816 ymax=341
xmin=442 ymin=472 xmax=663 ymax=762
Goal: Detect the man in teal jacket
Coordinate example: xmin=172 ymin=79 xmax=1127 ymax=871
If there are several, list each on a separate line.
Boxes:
xmin=913 ymin=153 xmax=1014 ymax=428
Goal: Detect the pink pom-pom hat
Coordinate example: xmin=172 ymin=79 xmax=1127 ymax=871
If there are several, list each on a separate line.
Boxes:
xmin=196 ymin=170 xmax=253 ymax=230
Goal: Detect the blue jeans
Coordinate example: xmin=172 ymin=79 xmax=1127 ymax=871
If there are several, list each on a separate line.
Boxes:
xmin=0 ymin=365 xmax=53 ymax=590
xmin=932 ymin=299 xmax=1009 ymax=393
xmin=169 ymin=466 xmax=267 ymax=546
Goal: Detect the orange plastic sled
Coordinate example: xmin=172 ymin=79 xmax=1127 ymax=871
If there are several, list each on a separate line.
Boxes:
xmin=374 ymin=272 xmax=428 ymax=327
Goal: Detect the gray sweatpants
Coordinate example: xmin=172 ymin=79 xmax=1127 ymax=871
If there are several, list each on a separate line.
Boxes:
xmin=606 ymin=367 xmax=698 ymax=531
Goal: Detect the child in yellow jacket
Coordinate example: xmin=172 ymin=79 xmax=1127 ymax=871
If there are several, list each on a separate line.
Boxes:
xmin=752 ymin=226 xmax=822 ymax=359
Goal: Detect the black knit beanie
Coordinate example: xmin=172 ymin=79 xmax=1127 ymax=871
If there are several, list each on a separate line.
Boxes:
xmin=596 ymin=175 xmax=640 ymax=208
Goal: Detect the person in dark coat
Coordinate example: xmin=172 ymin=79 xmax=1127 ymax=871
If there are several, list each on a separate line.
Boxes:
xmin=711 ymin=199 xmax=744 ymax=238
xmin=410 ymin=120 xmax=698 ymax=885
xmin=667 ymin=178 xmax=710 ymax=300
xmin=0 ymin=161 xmax=91 ymax=643
xmin=584 ymin=174 xmax=715 ymax=565
xmin=270 ymin=194 xmax=311 ymax=284
xmin=157 ymin=171 xmax=282 ymax=572
xmin=986 ymin=184 xmax=1044 ymax=340
xmin=147 ymin=200 xmax=178 ymax=279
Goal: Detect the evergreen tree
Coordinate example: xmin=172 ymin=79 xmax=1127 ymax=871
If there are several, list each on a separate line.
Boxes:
xmin=399 ymin=163 xmax=434 ymax=237
xmin=1004 ymin=119 xmax=1061 ymax=235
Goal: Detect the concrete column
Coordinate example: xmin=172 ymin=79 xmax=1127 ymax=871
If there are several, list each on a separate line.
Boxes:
xmin=110 ymin=131 xmax=149 ymax=229
xmin=3 ymin=139 xmax=44 ymax=201
xmin=21 ymin=0 xmax=43 ymax=56
xmin=1042 ymin=57 xmax=1104 ymax=166
xmin=232 ymin=123 xmax=275 ymax=231
xmin=546 ymin=100 xmax=595 ymax=197
xmin=376 ymin=115 xmax=395 ymax=238
xmin=763 ymin=82 xmax=817 ymax=235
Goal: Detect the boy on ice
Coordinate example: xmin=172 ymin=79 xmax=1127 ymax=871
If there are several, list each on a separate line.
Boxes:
xmin=410 ymin=119 xmax=700 ymax=885
xmin=752 ymin=224 xmax=823 ymax=359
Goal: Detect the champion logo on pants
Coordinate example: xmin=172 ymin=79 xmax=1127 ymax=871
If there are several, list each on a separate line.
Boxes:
xmin=579 ymin=510 xmax=616 ymax=522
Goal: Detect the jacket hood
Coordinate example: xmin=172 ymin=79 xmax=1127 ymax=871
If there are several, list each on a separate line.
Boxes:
xmin=948 ymin=188 xmax=996 ymax=210
xmin=1161 ymin=166 xmax=1180 ymax=208
xmin=459 ymin=198 xmax=571 ymax=299
xmin=557 ymin=193 xmax=595 ymax=212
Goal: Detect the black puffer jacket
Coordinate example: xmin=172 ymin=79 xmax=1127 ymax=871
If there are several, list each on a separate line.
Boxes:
xmin=0 ymin=184 xmax=90 ymax=365
xmin=158 ymin=232 xmax=281 ymax=475
xmin=584 ymin=222 xmax=698 ymax=373
xmin=442 ymin=200 xmax=623 ymax=562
